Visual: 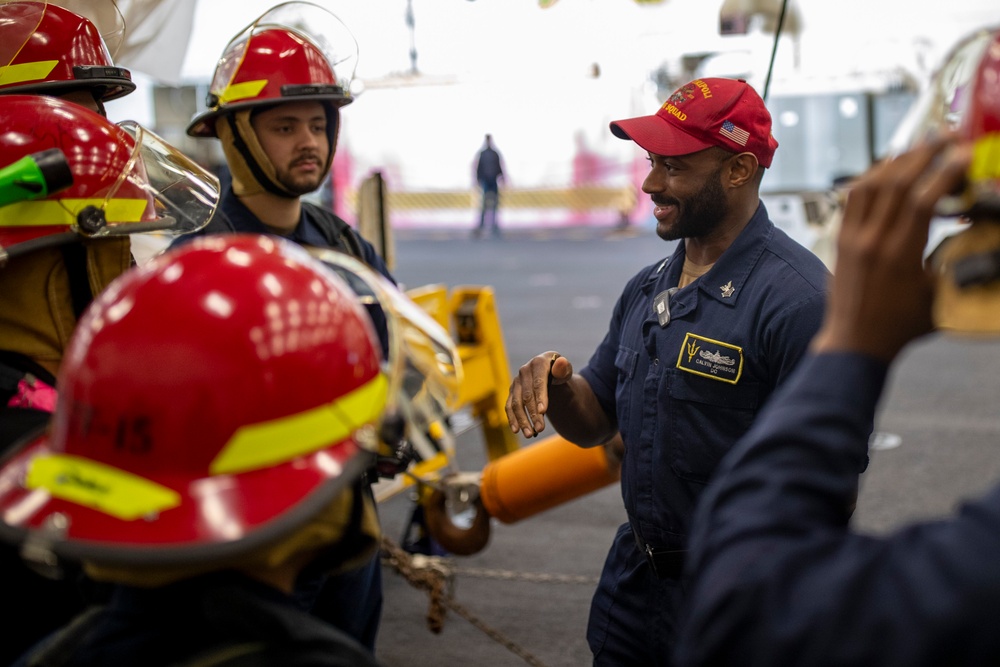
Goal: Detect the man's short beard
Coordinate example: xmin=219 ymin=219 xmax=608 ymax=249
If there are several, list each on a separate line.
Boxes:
xmin=277 ymin=171 xmax=325 ymax=196
xmin=657 ymin=165 xmax=729 ymax=241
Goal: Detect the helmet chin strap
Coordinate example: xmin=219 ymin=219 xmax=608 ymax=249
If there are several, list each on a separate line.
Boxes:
xmin=219 ymin=105 xmax=338 ymax=199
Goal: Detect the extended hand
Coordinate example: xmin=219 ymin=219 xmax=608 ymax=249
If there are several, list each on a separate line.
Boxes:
xmin=505 ymin=351 xmax=574 ymax=438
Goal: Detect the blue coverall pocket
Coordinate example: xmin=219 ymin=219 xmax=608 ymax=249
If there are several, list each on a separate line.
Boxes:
xmin=665 ymin=373 xmax=760 ymax=484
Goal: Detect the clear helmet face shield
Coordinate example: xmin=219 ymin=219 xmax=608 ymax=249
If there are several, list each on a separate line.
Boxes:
xmin=887 ymin=28 xmax=995 ymax=154
xmin=888 ymin=25 xmax=1000 ymax=216
xmin=886 ymin=26 xmax=1000 ymax=334
xmin=111 ymin=122 xmax=220 ymax=237
xmin=306 ymin=248 xmax=463 ymax=479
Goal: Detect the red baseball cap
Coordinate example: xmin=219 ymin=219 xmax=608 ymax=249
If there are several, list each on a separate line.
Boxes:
xmin=610 ymin=78 xmax=779 ymax=168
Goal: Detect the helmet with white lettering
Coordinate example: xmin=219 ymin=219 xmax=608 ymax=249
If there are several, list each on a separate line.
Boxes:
xmin=0 ymin=234 xmax=385 ymax=570
xmin=0 ymin=1 xmax=133 ymax=105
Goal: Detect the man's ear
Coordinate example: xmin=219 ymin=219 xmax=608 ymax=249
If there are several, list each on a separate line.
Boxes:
xmin=727 ymin=152 xmax=760 ymax=188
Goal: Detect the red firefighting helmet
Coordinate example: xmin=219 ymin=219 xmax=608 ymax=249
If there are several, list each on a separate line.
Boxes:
xmin=955 ymin=27 xmax=1000 ymax=216
xmin=888 ymin=25 xmax=1000 ymax=215
xmin=0 ymin=1 xmax=134 ymax=102
xmin=884 ymin=25 xmax=1000 ymax=334
xmin=0 ymin=234 xmax=387 ymax=566
xmin=186 ymin=1 xmax=357 ymax=138
xmin=0 ymin=95 xmax=219 ymax=262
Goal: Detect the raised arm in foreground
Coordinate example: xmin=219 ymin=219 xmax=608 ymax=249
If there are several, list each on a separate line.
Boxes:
xmin=675 ymin=136 xmax=1000 ymax=667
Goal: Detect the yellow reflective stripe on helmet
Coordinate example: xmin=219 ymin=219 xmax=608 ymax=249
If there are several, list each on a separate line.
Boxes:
xmin=218 ymin=79 xmax=269 ymax=105
xmin=0 ymin=199 xmax=148 ymax=227
xmin=970 ymin=132 xmax=1000 ymax=182
xmin=0 ymin=60 xmax=58 ymax=86
xmin=211 ymin=373 xmax=388 ymax=476
xmin=27 ymin=454 xmax=181 ymax=521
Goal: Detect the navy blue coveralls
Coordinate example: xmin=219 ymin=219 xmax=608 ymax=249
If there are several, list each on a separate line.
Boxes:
xmin=187 ymin=190 xmax=392 ymax=652
xmin=677 ymin=351 xmax=1000 ymax=667
xmin=215 ymin=191 xmax=393 ymax=282
xmin=579 ymin=202 xmax=829 ymax=665
xmin=14 ymin=571 xmax=382 ymax=667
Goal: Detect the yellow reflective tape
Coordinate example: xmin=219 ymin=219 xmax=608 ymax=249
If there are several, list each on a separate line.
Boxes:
xmin=0 ymin=199 xmax=149 ymax=228
xmin=27 ymin=454 xmax=181 ymax=521
xmin=211 ymin=373 xmax=388 ymax=475
xmin=0 ymin=60 xmax=58 ymax=86
xmin=970 ymin=132 xmax=1000 ymax=182
xmin=218 ymin=79 xmax=269 ymax=105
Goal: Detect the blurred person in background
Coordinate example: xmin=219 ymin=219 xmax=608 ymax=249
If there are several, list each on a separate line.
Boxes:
xmin=473 ymin=133 xmax=506 ymax=238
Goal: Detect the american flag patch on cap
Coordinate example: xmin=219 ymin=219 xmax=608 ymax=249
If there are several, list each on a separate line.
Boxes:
xmin=720 ymin=120 xmax=750 ymax=146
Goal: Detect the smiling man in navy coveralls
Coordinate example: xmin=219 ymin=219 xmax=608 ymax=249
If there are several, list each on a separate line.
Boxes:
xmin=506 ymin=77 xmax=831 ymax=665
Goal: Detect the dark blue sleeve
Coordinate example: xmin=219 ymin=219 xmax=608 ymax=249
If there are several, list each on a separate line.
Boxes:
xmin=676 ymin=352 xmax=1000 ymax=666
xmin=578 ymin=319 xmax=620 ymax=422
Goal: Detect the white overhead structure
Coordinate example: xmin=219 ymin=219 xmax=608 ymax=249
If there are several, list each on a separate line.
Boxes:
xmin=114 ymin=0 xmax=198 ymax=87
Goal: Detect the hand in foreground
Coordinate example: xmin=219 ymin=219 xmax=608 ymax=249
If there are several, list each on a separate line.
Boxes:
xmin=812 ymin=136 xmax=973 ymax=361
xmin=505 ymin=351 xmax=573 ymax=438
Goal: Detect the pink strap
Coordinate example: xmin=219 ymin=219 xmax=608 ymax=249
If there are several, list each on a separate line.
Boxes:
xmin=7 ymin=375 xmax=57 ymax=412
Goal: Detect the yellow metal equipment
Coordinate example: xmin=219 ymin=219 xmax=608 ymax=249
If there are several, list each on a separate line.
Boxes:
xmin=384 ymin=280 xmax=622 ymax=557
xmin=373 ymin=282 xmax=519 ymax=503
xmin=407 ymin=283 xmax=519 ymax=461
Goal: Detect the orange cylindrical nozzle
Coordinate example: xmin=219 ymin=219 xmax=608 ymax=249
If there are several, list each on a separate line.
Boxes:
xmin=479 ymin=434 xmax=620 ymax=524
